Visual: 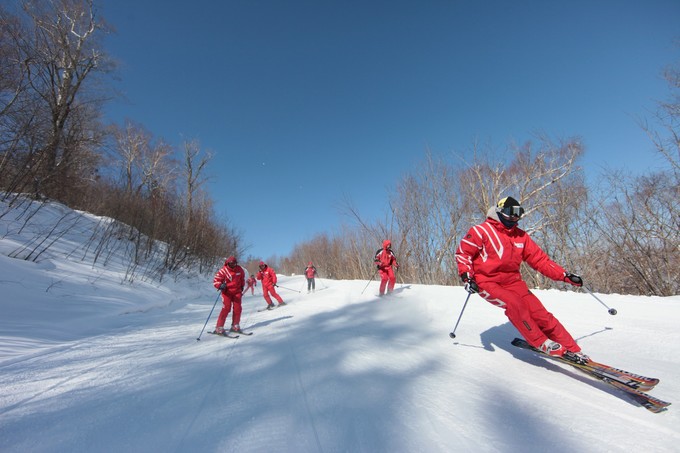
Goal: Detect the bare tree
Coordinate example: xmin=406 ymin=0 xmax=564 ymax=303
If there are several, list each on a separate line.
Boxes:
xmin=390 ymin=151 xmax=465 ymax=284
xmin=1 ymin=0 xmax=112 ymax=201
xmin=586 ymin=171 xmax=679 ymax=295
xmin=110 ymin=121 xmax=149 ymax=195
xmin=180 ymin=138 xmax=212 ymax=232
xmin=0 ymin=5 xmax=28 ymax=117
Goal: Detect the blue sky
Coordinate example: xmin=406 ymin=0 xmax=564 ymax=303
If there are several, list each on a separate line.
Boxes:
xmin=99 ymin=1 xmax=679 ymax=260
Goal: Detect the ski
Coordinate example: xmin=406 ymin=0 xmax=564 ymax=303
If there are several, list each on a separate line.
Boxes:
xmin=210 ymin=328 xmax=252 ymax=336
xmin=560 ymin=354 xmax=658 ymax=391
xmin=598 ymin=376 xmax=670 ymax=414
xmin=208 ymin=330 xmax=239 ymax=339
xmin=580 ymin=359 xmax=659 ymax=391
xmin=511 ymin=338 xmax=670 ymax=413
xmin=511 ymin=338 xmax=658 ymax=390
xmin=257 ymin=303 xmax=287 ymax=312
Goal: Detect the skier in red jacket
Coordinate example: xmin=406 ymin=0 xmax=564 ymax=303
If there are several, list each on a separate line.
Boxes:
xmin=374 ymin=239 xmax=399 ymax=296
xmin=455 ymin=197 xmax=588 ymax=362
xmin=244 ymin=275 xmax=257 ymax=295
xmin=304 ymin=261 xmax=318 ymax=293
xmin=212 ymin=256 xmax=246 ymax=334
xmin=256 ymin=261 xmax=286 ymax=310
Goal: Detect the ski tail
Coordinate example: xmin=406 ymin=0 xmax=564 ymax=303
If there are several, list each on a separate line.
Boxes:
xmin=208 ymin=330 xmax=239 ymax=339
xmin=584 ymin=360 xmax=659 ymax=390
xmin=511 ymin=337 xmax=670 ymax=413
xmin=511 ymin=338 xmax=658 ymax=390
xmin=600 ymin=377 xmax=670 ymax=413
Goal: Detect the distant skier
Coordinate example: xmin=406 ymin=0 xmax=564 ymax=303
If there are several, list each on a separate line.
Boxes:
xmin=304 ymin=261 xmax=318 ymax=293
xmin=256 ymin=261 xmax=286 ymax=310
xmin=244 ymin=274 xmax=257 ymax=295
xmin=374 ymin=239 xmax=399 ymax=296
xmin=455 ymin=196 xmax=588 ymax=362
xmin=212 ymin=256 xmax=246 ymax=334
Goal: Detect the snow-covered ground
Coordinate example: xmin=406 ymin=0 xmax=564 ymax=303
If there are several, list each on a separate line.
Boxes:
xmin=1 ymin=198 xmax=678 ymax=453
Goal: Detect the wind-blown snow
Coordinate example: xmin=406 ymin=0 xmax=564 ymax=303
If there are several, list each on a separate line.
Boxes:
xmin=1 ymin=199 xmax=678 ymax=453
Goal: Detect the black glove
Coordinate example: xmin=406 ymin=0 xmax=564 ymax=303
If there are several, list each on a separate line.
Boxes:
xmin=460 ymin=272 xmax=479 ymax=294
xmin=218 ymin=282 xmax=226 ymax=291
xmin=564 ymin=272 xmax=583 ymax=287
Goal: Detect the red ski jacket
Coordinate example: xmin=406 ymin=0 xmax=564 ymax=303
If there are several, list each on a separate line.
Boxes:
xmin=305 ymin=266 xmax=317 ymax=279
xmin=374 ymin=248 xmax=398 ymax=270
xmin=213 ymin=264 xmax=246 ymax=294
xmin=455 ymin=215 xmax=566 ymax=286
xmin=257 ymin=267 xmax=278 ymax=288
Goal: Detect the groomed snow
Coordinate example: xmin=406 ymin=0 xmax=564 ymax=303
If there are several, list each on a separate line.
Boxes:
xmin=1 ymin=199 xmax=678 ymax=452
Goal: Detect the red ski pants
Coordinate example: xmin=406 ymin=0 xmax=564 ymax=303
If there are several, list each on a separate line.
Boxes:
xmin=479 ymin=279 xmax=580 ymax=352
xmin=263 ymin=285 xmax=284 ymax=305
xmin=378 ymin=267 xmax=396 ymax=295
xmin=216 ymin=291 xmax=242 ymax=328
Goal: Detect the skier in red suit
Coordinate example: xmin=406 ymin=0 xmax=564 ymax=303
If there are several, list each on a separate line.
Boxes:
xmin=374 ymin=239 xmax=399 ymax=296
xmin=455 ymin=196 xmax=588 ymax=362
xmin=212 ymin=256 xmax=246 ymax=334
xmin=256 ymin=261 xmax=285 ymax=310
xmin=304 ymin=261 xmax=318 ymax=293
xmin=244 ymin=275 xmax=257 ymax=295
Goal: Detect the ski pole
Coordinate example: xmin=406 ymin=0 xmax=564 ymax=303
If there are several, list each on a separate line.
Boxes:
xmin=361 ymin=267 xmax=379 ymax=295
xmin=449 ymin=292 xmax=472 ymax=339
xmin=196 ymin=291 xmax=222 ymax=341
xmin=275 ymin=284 xmax=301 ymax=293
xmin=582 ymin=286 xmax=617 ymax=315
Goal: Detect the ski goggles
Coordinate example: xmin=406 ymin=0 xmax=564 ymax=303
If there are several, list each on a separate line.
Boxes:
xmin=500 ymin=205 xmax=525 ymax=220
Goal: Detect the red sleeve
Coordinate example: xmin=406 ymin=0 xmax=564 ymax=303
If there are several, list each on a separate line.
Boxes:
xmin=238 ymin=267 xmax=245 ymax=287
xmin=523 ymin=235 xmax=566 ymax=281
xmin=455 ymin=226 xmax=482 ymax=277
xmin=213 ymin=268 xmax=225 ymax=289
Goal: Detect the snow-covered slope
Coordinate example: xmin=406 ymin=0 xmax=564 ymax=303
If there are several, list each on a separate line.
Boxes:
xmin=1 ymin=199 xmax=678 ymax=453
